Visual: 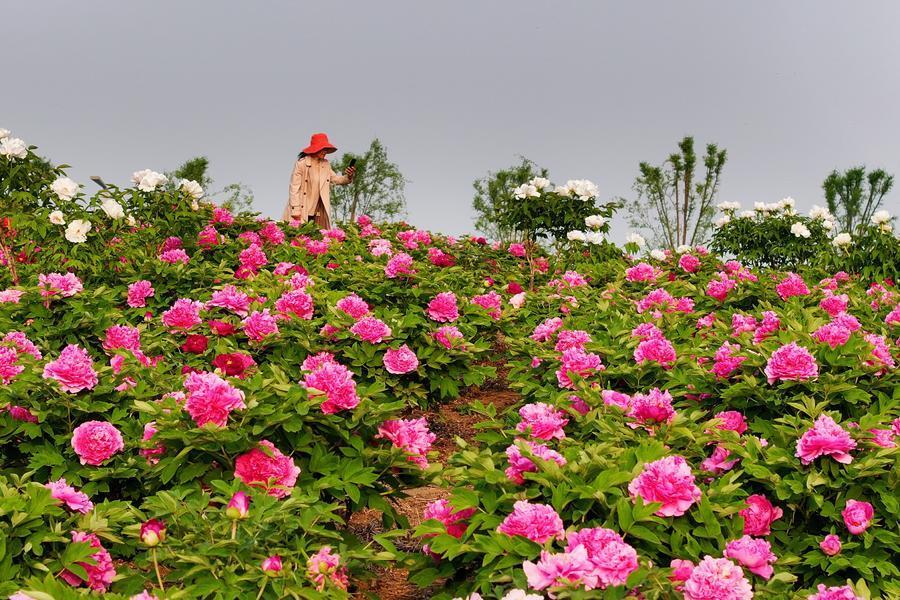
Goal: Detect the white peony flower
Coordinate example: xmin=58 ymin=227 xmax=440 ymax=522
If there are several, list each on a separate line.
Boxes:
xmin=180 ymin=179 xmax=204 ymax=199
xmin=753 ymin=202 xmax=768 ymax=212
xmin=100 ymin=197 xmax=125 ymax=219
xmin=0 ymin=128 xmax=10 ymax=139
xmin=676 ymin=245 xmax=691 ymax=254
xmin=809 ymin=205 xmax=833 ymax=220
xmin=0 ymin=137 xmax=28 ymax=160
xmin=625 ymin=232 xmax=646 ymax=248
xmin=49 ymin=210 xmax=65 ymax=225
xmin=872 ymin=210 xmax=891 ymax=224
xmin=553 ymin=184 xmax=572 ymax=197
xmin=717 ymin=201 xmax=741 ymax=212
xmin=529 ymin=176 xmax=551 ymax=190
xmin=790 ymin=222 xmax=811 ymax=238
xmin=64 ymin=219 xmax=91 ymax=243
xmin=739 ymin=210 xmax=755 ymax=219
xmin=509 ymin=292 xmax=527 ymax=308
xmin=566 ymin=230 xmax=586 ymax=242
xmin=132 ymin=169 xmax=168 ymax=192
xmin=584 ymin=214 xmax=607 ymax=229
xmin=126 ymin=215 xmax=137 ymax=227
xmin=512 ymin=183 xmax=540 ymax=200
xmin=191 ymin=199 xmax=200 ymax=211
xmin=715 ymin=215 xmax=731 ymax=228
xmin=585 ymin=231 xmax=604 ymax=245
xmin=650 ymin=249 xmax=667 ymax=260
xmin=565 ymin=179 xmax=599 ymax=201
xmin=832 ymin=232 xmax=852 ymax=248
xmin=822 ymin=219 xmax=835 ymax=231
xmin=50 ymin=176 xmax=80 ymax=201
xmin=779 ymin=196 xmax=795 ymax=210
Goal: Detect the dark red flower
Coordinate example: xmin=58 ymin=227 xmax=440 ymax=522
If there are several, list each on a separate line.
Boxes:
xmin=181 ymin=334 xmax=209 ymax=354
xmin=209 ymin=320 xmax=236 ymax=336
xmin=506 ymin=281 xmax=524 ymax=294
xmin=212 ymin=353 xmax=256 ymax=378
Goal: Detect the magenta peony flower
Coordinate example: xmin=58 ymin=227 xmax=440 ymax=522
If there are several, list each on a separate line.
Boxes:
xmin=725 ymin=535 xmax=777 ymax=579
xmin=234 ymin=440 xmax=300 ymax=498
xmin=820 ymin=293 xmax=849 ymax=317
xmin=427 ymin=291 xmax=460 ymax=322
xmin=795 ymin=414 xmax=856 ymax=465
xmin=628 ymin=455 xmax=701 ymax=517
xmin=273 ymin=289 xmax=314 ymax=321
xmin=45 ymin=478 xmax=93 ymax=513
xmin=819 ymin=534 xmax=841 ymax=556
xmin=303 ymin=358 xmax=360 ymax=414
xmin=531 ymin=317 xmax=564 ymax=342
xmin=183 ymin=371 xmax=246 ymax=427
xmin=38 ymin=272 xmax=83 ymax=299
xmin=625 ymin=262 xmax=661 ymax=283
xmin=306 ymin=546 xmax=348 ymax=590
xmin=384 ymin=252 xmax=416 ymax=278
xmin=670 ymin=559 xmax=695 ymax=583
xmin=0 ymin=346 xmax=24 ymax=384
xmin=241 ymin=309 xmax=279 ymax=342
xmin=556 ymin=347 xmax=604 ymax=388
xmin=706 ymin=273 xmax=737 ymax=302
xmin=739 ymin=495 xmax=783 ymax=536
xmin=807 ymin=584 xmax=863 ymax=600
xmin=42 ymin=344 xmax=98 ymax=393
xmin=713 ymin=410 xmax=748 ymax=435
xmin=701 ymin=445 xmax=739 ymax=475
xmin=261 ymin=554 xmax=283 ymax=575
xmin=523 ymin=545 xmax=598 ymax=591
xmin=841 ymin=499 xmax=874 ymax=535
xmin=554 ymin=329 xmax=592 ymax=352
xmin=471 ymin=291 xmax=503 ymax=319
xmin=383 ymin=344 xmax=419 ymax=374
xmin=498 ymin=500 xmax=565 ymax=543
xmin=0 ymin=289 xmax=25 ymax=303
xmin=679 ymin=253 xmax=701 ymax=273
xmin=505 ymin=439 xmax=567 ymax=484
xmin=775 ymin=272 xmax=810 ymax=300
xmin=422 ymin=499 xmax=476 ymax=539
xmin=634 ymin=335 xmax=677 ymax=368
xmin=516 ymin=402 xmax=569 ymax=440
xmin=71 ymin=421 xmax=124 ymax=466
xmin=565 ymin=527 xmax=639 ymax=587
xmin=627 ymin=388 xmax=675 ymax=428
xmin=103 ymin=324 xmax=142 ymax=353
xmin=350 ymin=316 xmax=392 ymax=343
xmin=682 ymin=556 xmax=753 ymax=600
xmin=159 ymin=248 xmax=189 ymax=264
xmin=765 ymin=342 xmax=818 ymax=384
xmin=601 ymin=389 xmax=631 ymax=410
xmin=162 ymin=298 xmax=204 ymax=332
xmin=376 ymin=417 xmax=436 ymax=469
xmin=753 ymin=310 xmax=781 ymax=343
xmin=711 ymin=342 xmax=747 ymax=379
xmin=434 ymin=325 xmax=464 ymax=349
xmin=206 ymin=285 xmax=252 ymax=316
xmin=238 ymin=243 xmax=268 ymax=271
xmin=4 ymin=331 xmax=42 ymax=360
xmin=811 ymin=321 xmax=852 ymax=349
xmin=140 ymin=421 xmax=165 ymax=464
xmin=336 ymin=293 xmax=370 ymax=319
xmin=59 ymin=531 xmax=116 ymax=591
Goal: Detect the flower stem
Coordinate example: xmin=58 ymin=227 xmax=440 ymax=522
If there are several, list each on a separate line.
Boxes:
xmin=152 ymin=547 xmax=165 ymax=592
xmin=231 ymin=520 xmax=237 ymax=541
xmin=255 ymin=578 xmax=268 ymax=600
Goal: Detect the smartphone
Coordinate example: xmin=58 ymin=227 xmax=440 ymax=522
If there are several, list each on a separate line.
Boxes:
xmin=348 ymin=158 xmax=357 ymax=168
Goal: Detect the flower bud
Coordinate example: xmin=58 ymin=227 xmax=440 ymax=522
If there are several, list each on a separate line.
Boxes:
xmin=225 ymin=491 xmax=250 ymax=520
xmin=261 ymin=555 xmax=282 ymax=576
xmin=140 ymin=519 xmax=166 ymax=547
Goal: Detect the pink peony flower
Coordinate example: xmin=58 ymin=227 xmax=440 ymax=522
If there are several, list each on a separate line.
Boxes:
xmin=238 ymin=243 xmax=268 ymax=271
xmin=336 ymin=293 xmax=370 ymax=319
xmin=820 ymin=293 xmax=849 ymax=317
xmin=140 ymin=421 xmax=165 ymax=464
xmin=701 ymin=445 xmax=739 ymax=474
xmin=384 ymin=252 xmax=416 ymax=278
xmin=795 ymin=414 xmax=856 ymax=465
xmin=472 ymin=291 xmax=503 ymax=320
xmin=505 ymin=439 xmax=567 ymax=484
xmin=183 ymin=371 xmax=246 ymax=427
xmin=376 ymin=417 xmax=436 ymax=469
xmin=628 ymin=455 xmax=701 ymax=517
xmin=819 ymin=534 xmax=841 ymax=556
xmin=38 ymin=272 xmax=83 ymax=299
xmin=739 ymin=495 xmax=783 ymax=536
xmin=497 ymin=500 xmax=565 ymax=543
xmin=242 ymin=309 xmax=279 ymax=342
xmin=682 ymin=556 xmax=753 ymax=600
xmin=0 ymin=289 xmax=25 ymax=303
xmin=807 ymin=584 xmax=863 ymax=600
xmin=523 ymin=545 xmax=598 ymax=592
xmin=602 ymin=389 xmax=631 ymax=410
xmin=679 ymin=254 xmax=701 ymax=273
xmin=127 ymin=280 xmax=154 ymax=308
xmin=45 ymin=478 xmax=93 ymax=513
xmin=625 ymin=262 xmax=661 ymax=283
xmin=811 ymin=321 xmax=852 ymax=349
xmin=71 ymin=420 xmax=124 ymax=466
xmin=42 ymin=344 xmax=98 ymax=393
xmin=103 ymin=324 xmax=142 ymax=353
xmin=753 ymin=311 xmax=781 ymax=343
xmin=234 ymin=440 xmax=300 ymax=498
xmin=725 ymin=535 xmax=777 ymax=579
xmin=350 ymin=316 xmax=392 ymax=343
xmin=565 ymin=527 xmax=639 ymax=587
xmin=159 ymin=248 xmax=189 ymax=264
xmin=706 ymin=273 xmax=737 ymax=302
xmin=531 ymin=317 xmax=564 ymax=342
xmin=422 ymin=499 xmax=476 ymax=539
xmin=516 ymin=403 xmax=569 ymax=440
xmin=555 ymin=330 xmax=592 ymax=352
xmin=765 ymin=342 xmax=818 ymax=384
xmin=306 ymin=546 xmax=348 ymax=590
xmin=556 ymin=347 xmax=604 ymax=388
xmin=206 ymin=285 xmax=252 ymax=316
xmin=670 ymin=559 xmax=695 ymax=583
xmin=274 ymin=289 xmax=314 ymax=320
xmin=162 ymin=298 xmax=204 ymax=332
xmin=303 ymin=358 xmax=360 ymax=414
xmin=434 ymin=325 xmax=464 ymax=349
xmin=711 ymin=342 xmax=747 ymax=379
xmin=427 ymin=292 xmax=460 ymax=322
xmin=383 ymin=344 xmax=419 ymax=374
xmin=59 ymin=531 xmax=116 ymax=591
xmin=714 ymin=410 xmax=748 ymax=435
xmin=776 ymin=272 xmax=810 ymax=300
xmin=841 ymin=499 xmax=874 ymax=535
xmin=0 ymin=346 xmax=24 ymax=384
xmin=627 ymin=388 xmax=676 ymax=428
xmin=634 ymin=336 xmax=677 ymax=368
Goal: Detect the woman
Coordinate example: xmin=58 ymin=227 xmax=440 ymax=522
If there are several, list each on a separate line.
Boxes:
xmin=282 ymin=132 xmax=355 ymax=227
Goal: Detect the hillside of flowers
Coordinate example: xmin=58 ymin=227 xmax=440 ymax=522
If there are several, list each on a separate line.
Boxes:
xmin=0 ymin=132 xmax=898 ymax=600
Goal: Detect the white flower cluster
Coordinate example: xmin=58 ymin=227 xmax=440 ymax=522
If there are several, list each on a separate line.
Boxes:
xmin=556 ymin=179 xmax=599 ymax=201
xmin=790 ymin=222 xmax=811 ymax=238
xmin=64 ymin=219 xmax=92 ymax=243
xmin=625 ymin=232 xmax=646 ymax=248
xmin=566 ymin=230 xmax=604 ymax=245
xmin=50 ymin=176 xmax=80 ymax=201
xmin=808 ymin=205 xmax=835 ymax=231
xmin=132 ymin=169 xmax=168 ymax=192
xmin=717 ymin=201 xmax=741 ymax=212
xmin=832 ymin=232 xmax=852 ymax=248
xmin=584 ymin=214 xmax=607 ymax=229
xmin=650 ymin=249 xmax=667 ymax=260
xmin=0 ymin=128 xmax=28 ymax=160
xmin=512 ymin=176 xmax=550 ymax=200
xmin=180 ymin=179 xmax=204 ymax=200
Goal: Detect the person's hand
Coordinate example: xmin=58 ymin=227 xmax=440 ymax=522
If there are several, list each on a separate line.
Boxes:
xmin=345 ymin=166 xmax=356 ymax=180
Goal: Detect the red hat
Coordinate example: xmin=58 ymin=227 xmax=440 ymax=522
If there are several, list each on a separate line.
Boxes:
xmin=301 ymin=132 xmax=337 ymax=155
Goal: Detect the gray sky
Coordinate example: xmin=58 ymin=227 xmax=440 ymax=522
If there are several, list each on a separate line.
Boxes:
xmin=6 ymin=1 xmax=900 ymax=240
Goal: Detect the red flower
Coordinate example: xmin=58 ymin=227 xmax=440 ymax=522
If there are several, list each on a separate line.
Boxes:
xmin=181 ymin=334 xmax=209 ymax=354
xmin=209 ymin=320 xmax=236 ymax=336
xmin=212 ymin=353 xmax=256 ymax=378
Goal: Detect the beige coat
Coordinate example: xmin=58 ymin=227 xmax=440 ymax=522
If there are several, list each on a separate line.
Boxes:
xmin=281 ymin=155 xmax=350 ymax=227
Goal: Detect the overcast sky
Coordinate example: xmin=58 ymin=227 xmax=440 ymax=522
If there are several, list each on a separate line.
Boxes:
xmin=6 ymin=1 xmax=900 ymax=240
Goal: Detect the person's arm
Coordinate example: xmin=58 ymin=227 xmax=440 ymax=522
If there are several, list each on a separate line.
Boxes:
xmin=329 ymin=164 xmax=353 ymax=185
xmin=288 ymin=160 xmax=304 ymax=217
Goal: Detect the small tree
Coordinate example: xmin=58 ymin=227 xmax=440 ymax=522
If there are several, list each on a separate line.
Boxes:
xmin=164 ymin=156 xmax=254 ymax=214
xmin=823 ymin=166 xmax=894 ymax=233
xmin=626 ymin=136 xmax=727 ymax=250
xmin=472 ymin=157 xmax=549 ymax=242
xmin=330 ymin=139 xmax=406 ymax=223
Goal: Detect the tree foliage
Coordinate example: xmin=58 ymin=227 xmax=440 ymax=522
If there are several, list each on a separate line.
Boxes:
xmin=823 ymin=166 xmax=894 ymax=234
xmin=627 ymin=136 xmax=727 ymax=250
xmin=472 ymin=157 xmax=548 ymax=242
xmin=330 ymin=138 xmax=406 ymax=223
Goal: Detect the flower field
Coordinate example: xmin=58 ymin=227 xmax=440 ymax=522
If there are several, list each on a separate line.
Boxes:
xmin=0 ymin=136 xmax=898 ymax=599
